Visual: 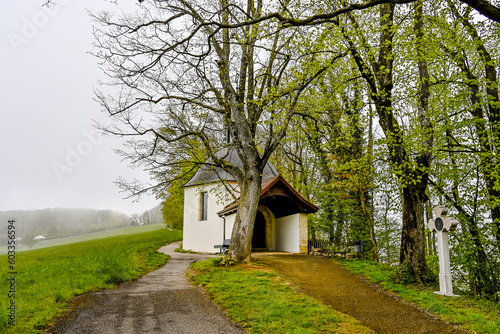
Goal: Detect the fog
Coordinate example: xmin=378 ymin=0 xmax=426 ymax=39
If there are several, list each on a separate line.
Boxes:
xmin=0 ymin=1 xmax=159 ymax=216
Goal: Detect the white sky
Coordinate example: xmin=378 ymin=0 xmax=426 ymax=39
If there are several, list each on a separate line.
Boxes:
xmin=0 ymin=0 xmax=160 ymax=215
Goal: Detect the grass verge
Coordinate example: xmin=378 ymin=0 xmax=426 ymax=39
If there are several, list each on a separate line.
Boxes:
xmin=174 ymin=243 xmax=199 ymax=254
xmin=338 ymin=258 xmax=500 ymax=334
xmin=0 ymin=228 xmax=182 ymax=333
xmin=190 ymin=258 xmax=372 ymax=334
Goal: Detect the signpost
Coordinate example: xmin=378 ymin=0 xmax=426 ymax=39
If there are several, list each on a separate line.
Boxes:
xmin=428 ymin=206 xmax=459 ymax=297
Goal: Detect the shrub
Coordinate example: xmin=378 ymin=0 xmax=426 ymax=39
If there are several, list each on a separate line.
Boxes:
xmin=215 ymin=253 xmax=236 ymax=266
xmin=390 ymin=261 xmax=437 ymax=286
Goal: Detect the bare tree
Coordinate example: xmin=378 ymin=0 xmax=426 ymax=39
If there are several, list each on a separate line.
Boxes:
xmin=43 ymin=0 xmax=500 ymax=23
xmin=92 ymin=0 xmax=345 ymax=262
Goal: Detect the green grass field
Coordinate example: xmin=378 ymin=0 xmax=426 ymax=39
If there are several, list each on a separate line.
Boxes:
xmin=0 ymin=227 xmax=182 ymax=334
xmin=0 ymin=224 xmax=167 ymax=255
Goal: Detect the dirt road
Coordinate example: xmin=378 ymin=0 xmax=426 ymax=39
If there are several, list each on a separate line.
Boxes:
xmin=46 ymin=241 xmax=243 ymax=334
xmin=254 ymin=253 xmax=467 ymax=334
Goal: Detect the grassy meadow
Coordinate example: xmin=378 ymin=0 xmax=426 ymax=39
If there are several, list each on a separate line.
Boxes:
xmin=0 ymin=226 xmax=182 ymax=334
xmin=190 ymin=258 xmax=372 ymax=334
xmin=0 ymin=223 xmax=168 ymax=255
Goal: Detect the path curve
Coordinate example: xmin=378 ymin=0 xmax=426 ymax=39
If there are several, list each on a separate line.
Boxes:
xmin=254 ymin=253 xmax=467 ymax=334
xmin=46 ymin=241 xmax=244 ymax=334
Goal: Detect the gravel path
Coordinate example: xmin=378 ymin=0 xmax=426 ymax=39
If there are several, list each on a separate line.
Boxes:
xmin=254 ymin=253 xmax=467 ymax=334
xmin=46 ymin=241 xmax=244 ymax=334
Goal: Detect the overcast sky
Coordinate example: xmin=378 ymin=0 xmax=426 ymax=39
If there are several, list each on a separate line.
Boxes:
xmin=0 ymin=1 xmax=160 ymax=215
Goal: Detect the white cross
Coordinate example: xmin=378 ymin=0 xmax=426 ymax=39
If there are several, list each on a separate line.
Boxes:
xmin=428 ymin=205 xmax=459 ymax=297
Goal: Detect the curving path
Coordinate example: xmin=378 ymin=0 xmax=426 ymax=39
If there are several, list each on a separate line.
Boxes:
xmin=254 ymin=252 xmax=467 ymax=334
xmin=46 ymin=241 xmax=244 ymax=334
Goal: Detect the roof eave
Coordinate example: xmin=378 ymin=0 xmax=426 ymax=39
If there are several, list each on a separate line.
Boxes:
xmin=217 ymin=175 xmax=319 ymax=216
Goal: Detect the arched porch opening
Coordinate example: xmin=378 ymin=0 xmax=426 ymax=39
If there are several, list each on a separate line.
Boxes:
xmin=252 ymin=211 xmax=266 ymax=249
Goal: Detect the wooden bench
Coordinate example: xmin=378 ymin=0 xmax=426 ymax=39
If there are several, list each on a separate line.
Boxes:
xmin=214 ymin=239 xmax=231 ymax=254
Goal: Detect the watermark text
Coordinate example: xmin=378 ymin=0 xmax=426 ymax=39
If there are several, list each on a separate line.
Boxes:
xmin=7 ymin=0 xmax=72 ymax=53
xmin=6 ymin=220 xmax=16 ymax=326
xmin=51 ymin=127 xmax=104 ymax=182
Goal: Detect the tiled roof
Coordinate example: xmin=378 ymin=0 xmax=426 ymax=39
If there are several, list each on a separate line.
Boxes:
xmin=183 ymin=148 xmax=279 ymax=187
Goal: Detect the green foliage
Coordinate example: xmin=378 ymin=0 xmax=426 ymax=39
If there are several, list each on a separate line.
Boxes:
xmin=390 ymin=262 xmax=418 ymax=285
xmin=390 ymin=261 xmax=437 ymax=286
xmin=0 ymin=229 xmax=182 ymax=333
xmin=161 ymin=184 xmax=185 ymax=230
xmin=190 ymin=259 xmax=371 ymax=333
xmin=448 ymin=226 xmax=500 ymax=300
xmin=161 ymin=160 xmax=198 ymax=230
xmin=276 ymin=0 xmax=500 ymax=299
xmin=284 ymin=71 xmax=376 ymax=259
xmin=426 ymin=255 xmax=440 ymax=281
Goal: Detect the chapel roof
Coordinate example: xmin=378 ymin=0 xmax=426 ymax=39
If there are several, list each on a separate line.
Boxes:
xmin=183 ymin=148 xmax=279 ymax=187
xmin=218 ymin=174 xmax=319 ymax=218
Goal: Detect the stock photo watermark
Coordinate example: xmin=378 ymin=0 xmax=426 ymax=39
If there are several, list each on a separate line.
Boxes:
xmin=51 ymin=127 xmax=104 ymax=182
xmin=6 ymin=220 xmax=17 ymax=326
xmin=7 ymin=0 xmax=73 ymax=53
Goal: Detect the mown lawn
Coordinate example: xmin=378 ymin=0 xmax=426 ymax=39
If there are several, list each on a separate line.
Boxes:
xmin=0 ymin=227 xmax=182 ymax=334
xmin=339 ymin=258 xmax=500 ymax=334
xmin=190 ymin=258 xmax=372 ymax=334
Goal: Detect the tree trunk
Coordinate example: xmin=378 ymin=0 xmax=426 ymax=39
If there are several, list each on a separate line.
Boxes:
xmin=409 ymin=0 xmax=431 ymax=266
xmin=424 ymin=199 xmax=435 ymax=256
xmin=360 ymin=190 xmax=379 ymax=261
xmin=230 ymin=170 xmax=262 ymax=263
xmin=382 ymin=196 xmax=393 ymax=262
xmin=400 ymin=183 xmax=428 ymax=279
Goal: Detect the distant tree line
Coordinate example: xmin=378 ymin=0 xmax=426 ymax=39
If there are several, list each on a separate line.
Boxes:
xmin=0 ymin=208 xmax=131 ymax=245
xmin=130 ymin=204 xmax=164 ymax=227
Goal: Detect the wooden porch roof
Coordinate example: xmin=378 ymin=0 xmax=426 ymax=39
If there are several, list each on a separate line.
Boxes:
xmin=217 ymin=175 xmax=318 ymax=218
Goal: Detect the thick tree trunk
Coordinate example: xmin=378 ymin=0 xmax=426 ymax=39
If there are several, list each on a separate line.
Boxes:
xmin=400 ymin=183 xmax=428 ymax=279
xmin=230 ymin=170 xmax=262 ymax=263
xmin=400 ymin=0 xmax=431 ymax=276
